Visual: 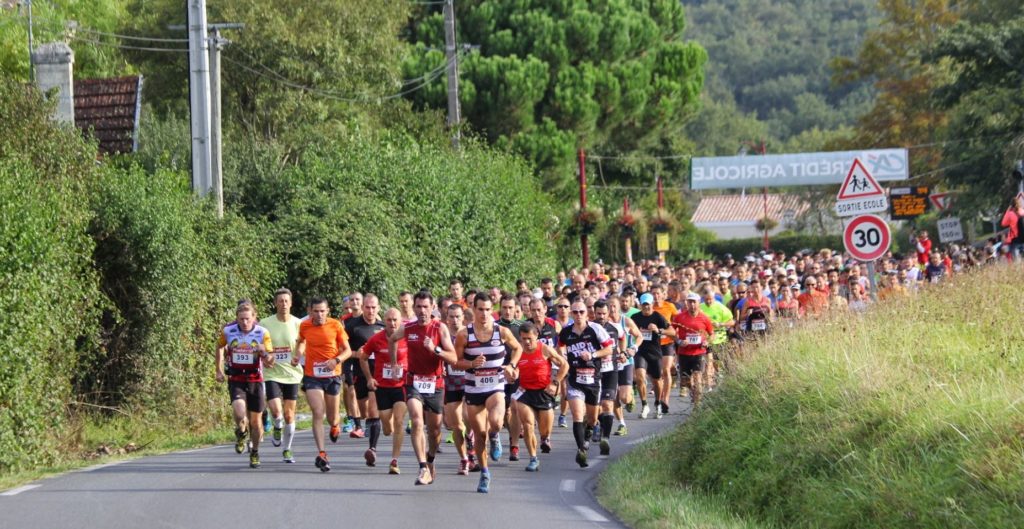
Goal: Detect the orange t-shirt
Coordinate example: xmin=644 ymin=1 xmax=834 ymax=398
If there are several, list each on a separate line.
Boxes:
xmin=653 ymin=301 xmax=678 ymax=345
xmin=299 ymin=318 xmax=349 ymax=378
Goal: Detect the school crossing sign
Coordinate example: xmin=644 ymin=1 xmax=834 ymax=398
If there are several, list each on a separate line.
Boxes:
xmin=834 ymin=158 xmax=888 ymax=217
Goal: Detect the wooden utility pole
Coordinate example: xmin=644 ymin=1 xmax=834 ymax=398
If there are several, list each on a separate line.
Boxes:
xmin=443 ymin=0 xmax=461 ymax=149
xmin=623 ymin=197 xmax=633 ymax=263
xmin=579 ymin=148 xmax=590 ymax=269
xmin=656 ymin=173 xmax=665 ymax=263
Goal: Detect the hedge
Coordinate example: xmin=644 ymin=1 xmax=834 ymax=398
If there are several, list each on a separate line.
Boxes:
xmin=704 ymin=233 xmax=844 ymax=259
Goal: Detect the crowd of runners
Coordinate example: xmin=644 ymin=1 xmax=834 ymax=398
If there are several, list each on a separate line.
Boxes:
xmin=215 ymin=235 xmax=998 ymax=493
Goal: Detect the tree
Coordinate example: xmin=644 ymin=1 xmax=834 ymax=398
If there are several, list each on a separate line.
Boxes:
xmin=403 ymin=0 xmax=707 ymax=194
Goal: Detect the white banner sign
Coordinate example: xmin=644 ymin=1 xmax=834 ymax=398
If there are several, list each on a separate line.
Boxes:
xmin=690 ymin=149 xmax=909 ymax=190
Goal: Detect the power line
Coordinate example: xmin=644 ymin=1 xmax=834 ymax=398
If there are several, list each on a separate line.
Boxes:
xmin=31 ymin=15 xmax=190 ymax=42
xmin=69 ymin=34 xmax=188 ymax=53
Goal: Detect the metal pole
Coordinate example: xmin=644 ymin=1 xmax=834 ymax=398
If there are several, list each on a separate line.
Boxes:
xmin=187 ymin=0 xmax=212 ymax=196
xmin=579 ymin=148 xmax=590 ymax=269
xmin=443 ymin=0 xmax=461 ymax=150
xmin=656 ymin=174 xmax=665 ymax=263
xmin=624 ymin=197 xmax=633 ymax=264
xmin=26 ymin=0 xmax=34 ymax=82
xmin=209 ymin=27 xmax=223 ymax=218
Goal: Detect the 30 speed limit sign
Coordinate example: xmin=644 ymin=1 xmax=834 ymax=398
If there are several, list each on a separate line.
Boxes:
xmin=843 ymin=214 xmax=891 ymax=261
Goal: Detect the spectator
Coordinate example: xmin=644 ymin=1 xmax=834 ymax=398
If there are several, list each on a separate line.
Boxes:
xmin=1000 ymin=195 xmax=1024 ymax=260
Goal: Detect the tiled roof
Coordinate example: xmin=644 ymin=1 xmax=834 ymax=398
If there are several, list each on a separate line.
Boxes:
xmin=74 ymin=75 xmax=142 ymax=155
xmin=691 ymin=193 xmax=809 ymax=224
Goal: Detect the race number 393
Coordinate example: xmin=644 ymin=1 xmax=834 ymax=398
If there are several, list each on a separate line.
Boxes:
xmin=843 ymin=214 xmax=891 ymax=262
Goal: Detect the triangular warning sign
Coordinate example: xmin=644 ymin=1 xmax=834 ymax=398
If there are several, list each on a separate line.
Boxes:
xmin=836 ymin=158 xmax=885 ymax=200
xmin=929 ymin=192 xmax=954 ymax=211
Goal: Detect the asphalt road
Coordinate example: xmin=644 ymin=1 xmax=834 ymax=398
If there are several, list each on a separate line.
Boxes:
xmin=1 ymin=402 xmax=688 ymax=529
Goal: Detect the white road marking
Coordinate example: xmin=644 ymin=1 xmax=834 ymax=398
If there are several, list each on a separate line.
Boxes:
xmin=559 ymin=479 xmax=576 ymax=492
xmin=626 ymin=435 xmax=652 ymax=446
xmin=179 ymin=446 xmax=217 ymax=454
xmin=573 ymin=505 xmax=609 ymax=523
xmin=1 ymin=485 xmax=40 ymax=496
xmin=77 ymin=461 xmax=126 ymax=472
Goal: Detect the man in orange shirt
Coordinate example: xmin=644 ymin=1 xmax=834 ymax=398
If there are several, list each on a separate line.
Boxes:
xmin=292 ymin=297 xmax=351 ymax=472
xmin=797 ymin=277 xmax=829 ymax=318
xmin=651 ymin=283 xmax=678 ymax=416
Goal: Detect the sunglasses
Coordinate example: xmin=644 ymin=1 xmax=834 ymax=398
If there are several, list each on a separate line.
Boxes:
xmin=556 ymin=305 xmax=570 ymax=309
xmin=571 ymin=310 xmax=587 ymax=315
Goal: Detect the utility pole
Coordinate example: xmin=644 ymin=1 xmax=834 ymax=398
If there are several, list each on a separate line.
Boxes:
xmin=24 ymin=0 xmax=34 ymax=82
xmin=186 ymin=0 xmax=212 ymax=197
xmin=579 ymin=148 xmax=590 ymax=269
xmin=623 ymin=197 xmax=633 ymax=264
xmin=443 ymin=0 xmax=461 ymax=149
xmin=656 ymin=173 xmax=666 ymax=263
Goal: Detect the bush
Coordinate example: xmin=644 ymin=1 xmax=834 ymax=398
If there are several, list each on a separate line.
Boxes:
xmin=704 ymin=233 xmax=844 ymax=258
xmin=0 ymin=80 xmax=102 ymax=472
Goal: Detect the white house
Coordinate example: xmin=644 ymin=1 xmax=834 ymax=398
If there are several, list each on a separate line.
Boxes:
xmin=691 ymin=193 xmax=809 ymax=240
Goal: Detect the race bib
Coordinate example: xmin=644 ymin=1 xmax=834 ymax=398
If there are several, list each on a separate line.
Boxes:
xmin=473 ymin=368 xmax=503 ymax=390
xmin=313 ymin=361 xmax=334 ymax=378
xmin=447 ymin=367 xmax=467 ymax=377
xmin=272 ymin=347 xmax=291 ymax=363
xmin=232 ymin=351 xmax=255 ymax=365
xmin=413 ymin=374 xmax=436 ymax=394
xmin=600 ymin=355 xmax=614 ymax=372
xmin=575 ymin=367 xmax=596 ymax=385
xmin=382 ymin=365 xmax=403 ymax=380
xmin=685 ymin=333 xmax=702 ymax=345
xmin=751 ymin=320 xmax=767 ymax=331
xmin=641 ymin=331 xmax=653 ymax=341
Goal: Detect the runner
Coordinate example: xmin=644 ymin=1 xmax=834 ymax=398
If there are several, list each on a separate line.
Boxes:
xmin=449 ymin=279 xmax=468 ymax=308
xmin=673 ymin=293 xmax=714 ymax=406
xmin=340 ymin=292 xmax=364 ymax=434
xmin=495 ymin=294 xmax=524 ymax=462
xmin=442 ymin=303 xmax=473 ymax=475
xmin=591 ymin=300 xmax=623 ymax=455
xmin=630 ymin=293 xmax=671 ymax=419
xmin=608 ymin=296 xmax=641 ymax=435
xmin=651 ymin=284 xmax=678 ymax=416
xmin=513 ymin=321 xmax=568 ymax=471
xmin=387 ymin=291 xmax=459 ymax=486
xmin=525 ymin=297 xmax=561 ymax=452
xmin=344 ymin=293 xmax=382 ymax=441
xmin=551 ymin=296 xmax=573 ymax=428
xmin=558 ymin=300 xmax=614 ymax=468
xmin=292 ymin=297 xmax=351 ymax=472
xmin=360 ymin=308 xmax=409 ymax=475
xmin=216 ymin=302 xmax=274 ymax=468
xmin=259 ymin=288 xmax=302 ymax=463
xmin=455 ymin=295 xmax=523 ymax=492
xmin=698 ymin=285 xmax=734 ymax=391
xmin=397 ymin=291 xmax=417 ymax=323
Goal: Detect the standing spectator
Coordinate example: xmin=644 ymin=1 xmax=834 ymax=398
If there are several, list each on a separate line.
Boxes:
xmin=914 ymin=230 xmax=932 ymax=266
xmin=1000 ymin=195 xmax=1024 ymax=260
xmin=924 ymin=252 xmax=946 ymax=284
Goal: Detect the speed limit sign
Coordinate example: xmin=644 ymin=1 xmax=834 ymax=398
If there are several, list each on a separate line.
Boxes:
xmin=844 ymin=214 xmax=891 ymax=261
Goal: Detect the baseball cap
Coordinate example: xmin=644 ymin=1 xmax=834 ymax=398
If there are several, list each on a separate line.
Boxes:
xmin=639 ymin=293 xmax=654 ymax=305
xmin=785 ymin=264 xmax=796 ymax=272
xmin=686 ymin=292 xmax=701 ymax=302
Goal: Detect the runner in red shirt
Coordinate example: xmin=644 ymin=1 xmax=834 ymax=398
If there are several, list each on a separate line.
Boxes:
xmin=360 ymin=308 xmax=409 ymax=474
xmin=672 ymin=293 xmax=714 ymax=406
xmin=513 ymin=321 xmax=568 ymax=472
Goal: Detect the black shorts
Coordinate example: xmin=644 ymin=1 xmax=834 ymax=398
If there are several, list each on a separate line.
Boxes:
xmin=405 ymin=381 xmax=444 ymax=415
xmin=228 ymin=381 xmax=266 ymax=413
xmin=465 ymin=390 xmax=503 ymax=407
xmin=617 ymin=364 xmax=634 ymax=387
xmin=677 ymin=354 xmax=707 ymax=378
xmin=634 ymin=350 xmax=663 ymax=379
xmin=566 ymin=383 xmax=601 ymax=406
xmin=599 ymin=370 xmax=618 ymax=401
xmin=661 ymin=343 xmax=676 ymax=357
xmin=264 ymin=380 xmax=299 ymax=401
xmin=374 ymin=386 xmax=405 ymax=411
xmin=342 ymin=358 xmax=358 ymax=385
xmin=354 ymin=359 xmax=373 ymax=400
xmin=504 ymin=379 xmax=519 ymax=409
xmin=302 ymin=375 xmax=342 ymax=396
xmin=515 ymin=388 xmax=555 ymax=411
xmin=444 ymin=389 xmax=465 ymax=405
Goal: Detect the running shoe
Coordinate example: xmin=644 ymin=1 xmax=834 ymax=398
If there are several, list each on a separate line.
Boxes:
xmin=329 ymin=424 xmax=341 ymax=443
xmin=509 ymin=446 xmax=519 ymax=462
xmin=489 ymin=436 xmax=503 ymax=462
xmin=557 ymin=414 xmax=567 ymax=428
xmin=468 ymin=461 xmax=481 ymax=472
xmin=445 ymin=432 xmax=454 ymax=444
xmin=315 ymin=452 xmax=331 ymax=472
xmin=458 ymin=459 xmax=470 ymax=475
xmin=272 ymin=426 xmax=282 ymax=447
xmin=540 ymin=438 xmax=552 ymax=454
xmin=282 ymin=449 xmax=295 ymax=463
xmin=477 ymin=471 xmax=491 ymax=493
xmin=656 ymin=408 xmax=664 ymax=419
xmin=615 ymin=424 xmax=628 ymax=436
xmin=234 ymin=428 xmax=246 ymax=454
xmin=427 ymin=462 xmax=436 ymax=480
xmin=661 ymin=402 xmax=670 ymax=415
xmin=249 ymin=451 xmax=261 ymax=468
xmin=625 ymin=401 xmax=635 ymax=413
xmin=364 ymin=448 xmax=377 ymax=467
xmin=679 ymin=386 xmax=687 ymax=398
xmin=262 ymin=412 xmax=271 ymax=433
xmin=590 ymin=427 xmax=601 ymax=444
xmin=415 ymin=466 xmax=433 ymax=486
xmin=246 ymin=440 xmax=253 ymax=454
xmin=389 ymin=459 xmax=400 ymax=475
xmin=640 ymin=405 xmax=650 ymax=420
xmin=405 ymin=420 xmax=412 ymax=435
xmin=349 ymin=427 xmax=365 ymax=439
xmin=575 ymin=448 xmax=589 ymax=468
xmin=341 ymin=418 xmax=354 ymax=433
xmin=525 ymin=457 xmax=540 ymax=472
xmin=600 ymin=439 xmax=610 ymax=456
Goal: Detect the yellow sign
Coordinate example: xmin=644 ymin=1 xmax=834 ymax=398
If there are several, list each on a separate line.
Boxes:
xmin=656 ymin=232 xmax=670 ymax=252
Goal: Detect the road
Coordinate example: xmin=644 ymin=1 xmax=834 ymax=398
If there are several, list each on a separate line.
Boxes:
xmin=1 ymin=404 xmax=688 ymax=529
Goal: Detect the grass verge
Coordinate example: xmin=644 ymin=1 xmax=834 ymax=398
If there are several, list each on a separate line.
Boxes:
xmin=600 ymin=265 xmax=1024 ymax=528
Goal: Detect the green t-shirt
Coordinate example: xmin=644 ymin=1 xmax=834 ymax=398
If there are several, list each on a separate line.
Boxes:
xmin=699 ymin=301 xmax=733 ymax=345
xmin=260 ymin=314 xmax=303 ymax=384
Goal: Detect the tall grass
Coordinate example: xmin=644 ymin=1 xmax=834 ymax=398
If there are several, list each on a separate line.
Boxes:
xmin=602 ymin=265 xmax=1024 ymax=528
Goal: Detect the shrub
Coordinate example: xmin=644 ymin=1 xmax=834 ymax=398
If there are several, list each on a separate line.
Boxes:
xmin=704 ymin=233 xmax=844 ymax=258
